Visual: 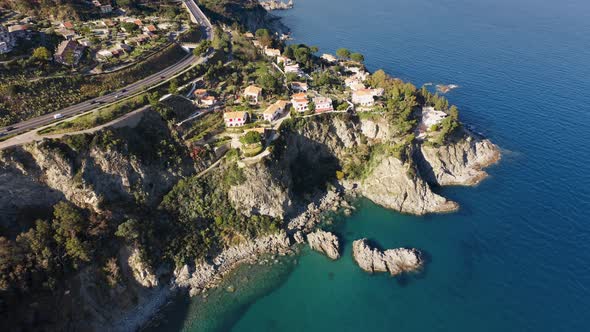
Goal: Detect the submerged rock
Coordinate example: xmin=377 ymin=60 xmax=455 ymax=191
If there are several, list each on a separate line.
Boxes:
xmin=352 ymin=239 xmax=422 ymax=276
xmin=307 ymin=230 xmax=340 ymax=260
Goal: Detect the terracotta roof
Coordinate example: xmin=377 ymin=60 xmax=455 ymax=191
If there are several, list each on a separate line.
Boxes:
xmin=146 ymin=25 xmax=157 ymax=32
xmin=63 ymin=21 xmax=74 ymax=29
xmin=194 ymin=89 xmax=207 ymax=95
xmin=134 ymin=19 xmax=143 ymax=26
xmin=8 ymin=25 xmax=28 ymax=32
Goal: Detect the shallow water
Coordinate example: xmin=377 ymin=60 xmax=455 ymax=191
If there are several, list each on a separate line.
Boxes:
xmin=151 ymin=0 xmax=590 ymax=330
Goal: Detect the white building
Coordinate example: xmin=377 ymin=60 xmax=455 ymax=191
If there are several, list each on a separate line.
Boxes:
xmin=352 ymin=89 xmax=382 ymax=107
xmin=263 ymin=100 xmax=289 ymax=122
xmin=284 ymin=63 xmax=300 ymax=74
xmin=224 ymin=111 xmax=249 ymax=127
xmin=291 ymin=93 xmax=309 ymax=113
xmin=243 ymin=85 xmax=263 ymax=104
xmin=421 ymin=106 xmax=448 ymax=129
xmin=313 ymin=96 xmax=334 ymax=113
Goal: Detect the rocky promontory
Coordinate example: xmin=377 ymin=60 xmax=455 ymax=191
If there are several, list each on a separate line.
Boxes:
xmin=352 ymin=239 xmax=422 ymax=276
xmin=307 ymin=230 xmax=341 ymax=260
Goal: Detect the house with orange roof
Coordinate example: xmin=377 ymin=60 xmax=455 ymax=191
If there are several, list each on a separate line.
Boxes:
xmin=291 ymin=92 xmax=309 ymax=113
xmin=62 ymin=21 xmax=74 ymax=30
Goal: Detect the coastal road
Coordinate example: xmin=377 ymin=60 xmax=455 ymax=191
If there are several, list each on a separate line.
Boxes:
xmin=0 ymin=0 xmax=213 ymax=140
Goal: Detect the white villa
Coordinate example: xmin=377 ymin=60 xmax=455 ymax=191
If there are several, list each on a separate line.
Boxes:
xmin=224 ymin=111 xmax=249 ymax=127
xmin=352 ymin=88 xmax=383 ymax=107
xmin=291 ymin=93 xmax=309 ymax=113
xmin=313 ymin=96 xmax=334 ymax=113
xmin=243 ymin=85 xmax=263 ymax=104
xmin=263 ymin=100 xmax=289 ymax=121
xmin=421 ymin=106 xmax=448 ymax=129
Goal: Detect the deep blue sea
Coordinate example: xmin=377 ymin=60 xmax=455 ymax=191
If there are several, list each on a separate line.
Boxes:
xmin=148 ymin=0 xmax=590 ymax=330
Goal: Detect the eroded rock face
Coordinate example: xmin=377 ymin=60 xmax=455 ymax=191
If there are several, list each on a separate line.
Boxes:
xmin=127 ymin=248 xmax=159 ymax=288
xmin=352 ymin=239 xmax=422 ymax=276
xmin=418 ymin=130 xmax=501 ymax=186
xmin=360 ymin=156 xmax=458 ymax=215
xmin=307 ymin=230 xmax=340 ymax=260
xmin=173 ymin=231 xmax=292 ymax=295
xmin=228 ymin=162 xmax=293 ymax=218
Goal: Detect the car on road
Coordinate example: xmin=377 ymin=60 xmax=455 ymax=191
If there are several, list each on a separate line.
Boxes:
xmin=6 ymin=126 xmax=14 ymax=131
xmin=160 ymin=76 xmax=166 ymax=79
xmin=53 ymin=114 xmax=63 ymax=120
xmin=90 ymin=100 xmax=97 ymax=105
xmin=98 ymin=101 xmax=105 ymax=104
xmin=115 ymin=94 xmax=124 ymax=99
xmin=122 ymin=89 xmax=128 ymax=93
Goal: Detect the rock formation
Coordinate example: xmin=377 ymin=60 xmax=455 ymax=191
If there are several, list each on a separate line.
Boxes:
xmin=352 ymin=239 xmax=422 ymax=276
xmin=127 ymin=247 xmax=159 ymax=288
xmin=360 ymin=155 xmax=458 ymax=215
xmin=173 ymin=231 xmax=292 ymax=295
xmin=228 ymin=161 xmax=293 ymax=218
xmin=307 ymin=230 xmax=340 ymax=260
xmin=417 ymin=129 xmax=501 ymax=186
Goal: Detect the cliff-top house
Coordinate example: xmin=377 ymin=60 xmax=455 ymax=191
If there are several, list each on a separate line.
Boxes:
xmin=291 ymin=92 xmax=309 ymax=113
xmin=224 ymin=111 xmax=249 ymax=127
xmin=313 ymin=96 xmax=334 ymax=113
xmin=263 ymin=100 xmax=289 ymax=122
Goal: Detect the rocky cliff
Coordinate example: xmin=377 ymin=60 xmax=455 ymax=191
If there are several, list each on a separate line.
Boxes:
xmin=417 ymin=129 xmax=501 ymax=186
xmin=0 ymin=110 xmax=195 ymax=222
xmin=229 ymin=115 xmax=499 ymax=218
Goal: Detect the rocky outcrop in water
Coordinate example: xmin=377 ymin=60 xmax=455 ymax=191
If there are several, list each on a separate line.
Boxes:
xmin=352 ymin=239 xmax=422 ymax=276
xmin=417 ymin=130 xmax=500 ymax=186
xmin=307 ymin=230 xmax=340 ymax=260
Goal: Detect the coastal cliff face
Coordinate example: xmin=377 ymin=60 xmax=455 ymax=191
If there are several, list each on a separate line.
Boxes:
xmin=228 ymin=161 xmax=293 ymax=218
xmin=360 ymin=155 xmax=458 ymax=215
xmin=0 ymin=112 xmax=498 ymax=331
xmin=0 ymin=110 xmax=194 ymax=221
xmin=229 ymin=115 xmax=498 ymax=218
xmin=417 ymin=131 xmax=501 ymax=186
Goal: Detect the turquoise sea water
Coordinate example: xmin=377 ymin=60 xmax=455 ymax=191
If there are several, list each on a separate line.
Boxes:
xmin=151 ymin=0 xmax=590 ymax=330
